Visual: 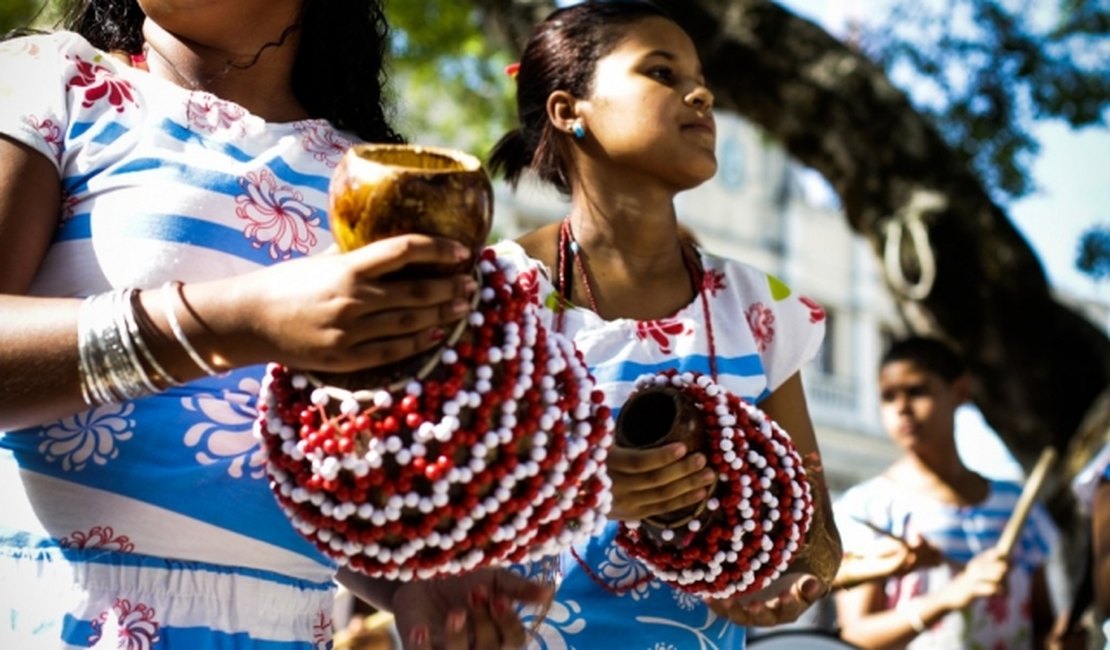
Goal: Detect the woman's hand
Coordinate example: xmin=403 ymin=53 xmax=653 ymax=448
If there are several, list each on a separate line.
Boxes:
xmin=706 ymin=572 xmax=827 ymax=627
xmin=391 ymin=568 xmax=554 ymax=650
xmin=194 ymin=234 xmax=477 ymax=373
xmin=606 ymin=442 xmax=716 ymax=521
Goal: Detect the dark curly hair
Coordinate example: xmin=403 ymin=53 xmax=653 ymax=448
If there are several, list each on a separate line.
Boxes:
xmin=487 ymin=1 xmax=672 ymax=194
xmin=58 ymin=0 xmax=402 ymax=143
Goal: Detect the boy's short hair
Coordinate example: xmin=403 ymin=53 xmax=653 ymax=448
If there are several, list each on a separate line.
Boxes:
xmin=881 ymin=336 xmax=967 ymax=382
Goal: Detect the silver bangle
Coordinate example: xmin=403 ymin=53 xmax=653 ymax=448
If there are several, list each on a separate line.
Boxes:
xmin=123 ymin=288 xmax=182 ymax=387
xmin=162 ymin=281 xmax=223 ymax=377
xmin=111 ymin=289 xmax=160 ymax=396
xmin=77 ymin=289 xmax=163 ymax=406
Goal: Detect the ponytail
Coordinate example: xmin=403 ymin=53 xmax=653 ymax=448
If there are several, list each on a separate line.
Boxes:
xmin=488 ymin=128 xmax=531 ymax=189
xmin=488 ymin=2 xmax=668 ymax=195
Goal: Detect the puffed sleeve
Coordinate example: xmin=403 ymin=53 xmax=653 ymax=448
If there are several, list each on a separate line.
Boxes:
xmin=0 ymin=32 xmax=77 ymax=170
xmin=760 ymin=272 xmax=826 ymax=390
xmin=719 ymin=258 xmax=826 ymax=392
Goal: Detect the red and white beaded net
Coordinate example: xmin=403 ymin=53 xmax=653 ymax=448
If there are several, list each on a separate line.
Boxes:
xmin=256 ymin=250 xmax=614 ymax=580
xmin=616 ymin=370 xmax=814 ymax=599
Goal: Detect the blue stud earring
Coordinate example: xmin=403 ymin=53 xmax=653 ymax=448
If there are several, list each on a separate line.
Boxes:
xmin=572 ymin=122 xmax=586 ymax=140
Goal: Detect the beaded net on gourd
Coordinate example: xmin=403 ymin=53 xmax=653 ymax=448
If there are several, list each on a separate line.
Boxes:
xmin=256 ymin=250 xmax=613 ymax=580
xmin=616 ymin=370 xmax=814 ymax=599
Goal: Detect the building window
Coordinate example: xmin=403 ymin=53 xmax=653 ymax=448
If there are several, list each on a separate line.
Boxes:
xmin=815 ymin=309 xmax=835 ymax=375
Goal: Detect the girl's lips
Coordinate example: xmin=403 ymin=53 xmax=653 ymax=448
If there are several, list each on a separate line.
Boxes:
xmin=683 ymin=117 xmax=716 ymax=135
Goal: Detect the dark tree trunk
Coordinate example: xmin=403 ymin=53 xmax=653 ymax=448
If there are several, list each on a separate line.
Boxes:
xmin=477 ymin=0 xmax=1110 ymax=495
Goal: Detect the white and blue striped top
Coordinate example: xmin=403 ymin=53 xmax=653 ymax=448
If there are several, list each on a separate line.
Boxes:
xmin=1 ymin=31 xmax=358 ymax=649
xmin=835 ymin=476 xmax=1057 ymax=649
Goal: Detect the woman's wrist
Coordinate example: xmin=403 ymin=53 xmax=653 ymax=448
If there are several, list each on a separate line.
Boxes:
xmin=897 ymin=598 xmax=928 ymax=633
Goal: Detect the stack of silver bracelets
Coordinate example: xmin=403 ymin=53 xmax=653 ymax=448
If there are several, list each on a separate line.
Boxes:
xmin=76 ymin=281 xmax=222 ymax=407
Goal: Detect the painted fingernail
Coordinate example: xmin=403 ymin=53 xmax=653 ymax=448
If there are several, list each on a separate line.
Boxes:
xmin=409 ymin=624 xmax=429 ymax=645
xmin=671 ymin=443 xmax=687 ymax=458
xmin=451 ymin=298 xmax=470 ymax=314
xmin=454 ymin=243 xmax=470 ymax=260
xmin=429 ymin=327 xmax=446 ymax=341
xmin=462 ymin=277 xmax=478 ymax=294
xmin=469 ymin=586 xmax=488 ymax=608
xmin=492 ymin=596 xmax=510 ymax=615
xmin=700 ymin=470 xmax=716 ymax=483
xmin=448 ymin=610 xmax=467 ymax=633
xmin=692 ymin=453 xmax=707 ymax=469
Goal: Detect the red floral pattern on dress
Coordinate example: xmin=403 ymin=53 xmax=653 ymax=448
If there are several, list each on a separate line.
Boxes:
xmin=88 ymin=598 xmax=161 ymax=650
xmin=701 ymin=268 xmax=727 ymax=297
xmin=745 ymin=303 xmax=775 ymax=352
xmin=61 ymin=193 xmax=81 ymax=221
xmin=635 ymin=318 xmax=689 ymax=355
xmin=296 ymin=122 xmax=352 ymax=168
xmin=186 ymin=92 xmax=246 ymax=134
xmin=27 ymin=115 xmax=63 ymax=162
xmin=66 ymin=55 xmax=137 ymax=112
xmin=984 ymin=593 xmax=1009 ymax=624
xmin=799 ymin=296 xmax=826 ymax=324
xmin=312 ymin=610 xmax=333 ymax=650
xmin=235 ymin=169 xmax=320 ymax=259
xmin=516 ymin=268 xmax=542 ymax=306
xmin=60 ymin=525 xmax=135 ymax=552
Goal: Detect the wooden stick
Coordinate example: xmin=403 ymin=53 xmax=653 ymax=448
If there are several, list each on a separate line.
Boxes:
xmin=994 ymin=447 xmax=1057 ymax=557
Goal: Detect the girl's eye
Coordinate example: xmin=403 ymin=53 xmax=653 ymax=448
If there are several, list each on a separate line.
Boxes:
xmin=649 ymin=66 xmax=675 ymax=83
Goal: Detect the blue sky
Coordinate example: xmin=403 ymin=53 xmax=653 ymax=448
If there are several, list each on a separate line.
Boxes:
xmin=780 ymin=0 xmax=1109 ymax=307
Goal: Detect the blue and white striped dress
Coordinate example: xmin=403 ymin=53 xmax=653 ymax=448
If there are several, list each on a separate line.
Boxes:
xmin=0 ymin=32 xmax=358 ymax=649
xmin=493 ymin=240 xmax=827 ymax=650
xmin=835 ymin=476 xmax=1057 ymax=649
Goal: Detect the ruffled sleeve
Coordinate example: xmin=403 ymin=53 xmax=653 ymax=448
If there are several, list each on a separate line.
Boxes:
xmin=715 ymin=256 xmax=826 ymax=392
xmin=0 ymin=32 xmax=83 ymax=170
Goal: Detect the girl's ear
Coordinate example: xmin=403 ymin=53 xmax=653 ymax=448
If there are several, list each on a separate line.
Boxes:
xmin=546 ymin=90 xmax=581 ymax=136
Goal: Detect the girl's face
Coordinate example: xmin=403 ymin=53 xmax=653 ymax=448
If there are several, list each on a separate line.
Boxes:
xmin=578 ymin=16 xmax=717 ymax=191
xmin=877 ymin=360 xmax=965 ymax=451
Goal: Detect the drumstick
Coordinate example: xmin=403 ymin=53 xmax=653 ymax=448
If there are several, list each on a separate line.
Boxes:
xmin=851 ymin=516 xmax=904 ymax=542
xmin=994 ymin=447 xmax=1057 ymax=557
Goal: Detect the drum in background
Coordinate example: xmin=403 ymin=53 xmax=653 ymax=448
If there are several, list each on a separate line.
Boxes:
xmin=748 ymin=630 xmax=862 ymax=649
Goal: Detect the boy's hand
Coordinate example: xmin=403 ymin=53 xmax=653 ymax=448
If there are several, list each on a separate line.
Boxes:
xmin=943 ymin=548 xmax=1010 ymax=610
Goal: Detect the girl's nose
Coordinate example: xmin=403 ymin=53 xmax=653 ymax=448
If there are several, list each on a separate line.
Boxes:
xmin=686 ymin=86 xmax=714 ymax=113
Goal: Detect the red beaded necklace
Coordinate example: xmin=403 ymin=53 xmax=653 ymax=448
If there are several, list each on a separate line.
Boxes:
xmin=556 ymin=216 xmax=723 ymax=595
xmin=556 ymin=217 xmax=719 ymax=379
